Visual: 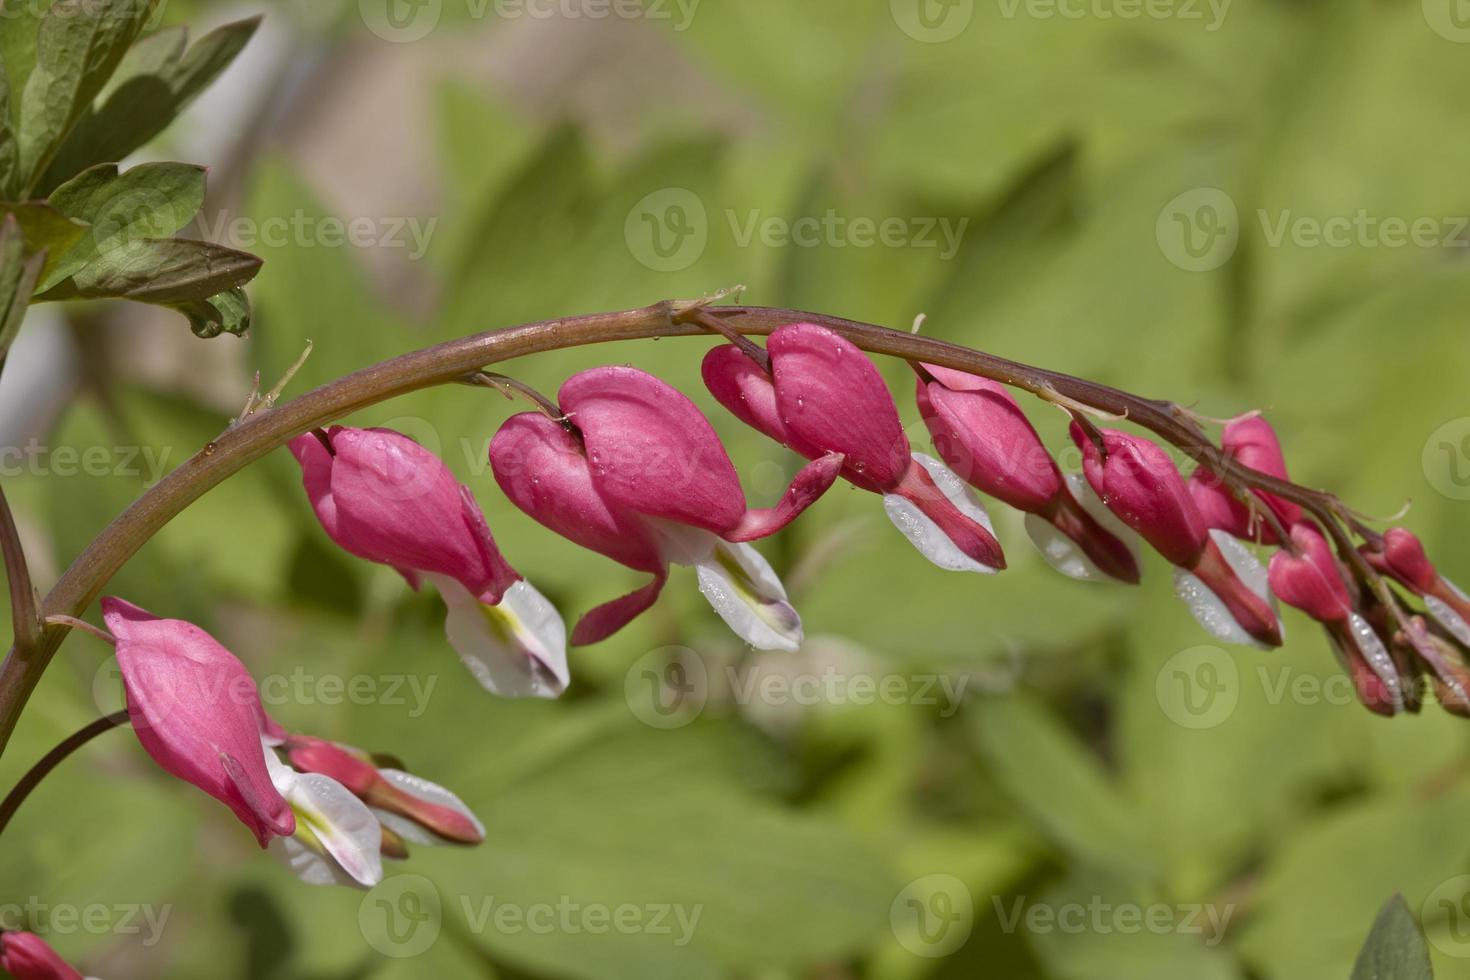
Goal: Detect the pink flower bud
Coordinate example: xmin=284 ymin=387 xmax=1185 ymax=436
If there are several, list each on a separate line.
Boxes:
xmin=1377 ymin=527 xmax=1438 ymax=592
xmin=0 ymin=932 xmax=82 ymax=980
xmin=100 ymin=598 xmax=295 ymax=848
xmin=704 ymin=325 xmax=1005 ymax=572
xmin=1071 ymin=424 xmax=1207 ymax=567
xmin=1187 ymin=416 xmax=1302 ymax=543
xmin=1268 ymin=522 xmax=1353 ymax=624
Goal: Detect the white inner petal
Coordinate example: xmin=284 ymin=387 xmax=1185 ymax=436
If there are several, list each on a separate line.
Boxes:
xmin=431 ymin=575 xmax=570 ymax=700
xmin=263 ymin=748 xmax=383 ymax=889
xmin=1427 ymin=593 xmax=1470 ymax=650
xmin=269 ymin=833 xmax=361 ymax=888
xmin=1172 ymin=568 xmax=1271 ymax=650
xmin=1024 ymin=512 xmax=1106 ymax=581
xmin=694 ymin=540 xmax=803 ymax=652
xmin=1348 ymin=612 xmax=1405 ymax=713
xmin=1065 ymin=471 xmax=1138 ymax=544
xmin=882 ymin=452 xmax=998 ymax=575
xmin=372 ymin=768 xmax=485 ymax=846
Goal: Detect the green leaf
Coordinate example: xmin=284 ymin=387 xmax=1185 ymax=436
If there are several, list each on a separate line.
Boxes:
xmin=973 ymin=694 xmax=1157 ymax=878
xmin=43 ymin=160 xmax=207 ymax=288
xmin=0 ymin=53 xmax=17 ymax=200
xmin=0 ymin=199 xmax=86 ymax=279
xmin=16 ymin=0 xmax=158 ymax=195
xmin=171 ymin=284 xmax=251 ymax=338
xmin=0 ymin=213 xmax=45 ymax=362
xmin=1352 ymin=896 xmax=1434 ymax=980
xmin=39 ymin=236 xmax=259 ymax=303
xmin=37 ymin=16 xmax=259 ymax=193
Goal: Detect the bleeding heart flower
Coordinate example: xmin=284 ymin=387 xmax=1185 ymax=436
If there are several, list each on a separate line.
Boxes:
xmin=1269 ymin=522 xmax=1404 ymax=714
xmin=0 ymin=932 xmax=88 ymax=980
xmin=100 ymin=597 xmax=295 ymax=848
xmin=914 ymin=362 xmax=1138 ymax=583
xmin=1070 ymin=425 xmax=1283 ymax=648
xmin=262 ymin=746 xmax=384 ymax=889
xmin=702 ymin=324 xmax=1006 ymax=574
xmin=1364 ymin=527 xmax=1470 ymax=651
xmin=284 ymin=735 xmax=484 ymax=847
xmin=490 ymin=366 xmax=842 ymax=649
xmin=1187 ymin=416 xmax=1304 ymax=544
xmin=289 ymin=427 xmax=568 ymax=699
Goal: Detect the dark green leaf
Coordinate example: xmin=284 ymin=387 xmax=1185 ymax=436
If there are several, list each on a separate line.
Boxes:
xmin=37 ymin=16 xmax=259 ymax=193
xmin=171 ymin=285 xmax=252 ymax=338
xmin=38 ymin=236 xmax=259 ymax=303
xmin=43 ymin=160 xmax=206 ymax=288
xmin=1351 ymin=895 xmax=1434 ymax=980
xmin=0 ymin=52 xmax=17 ymax=200
xmin=16 ymin=0 xmax=159 ymax=195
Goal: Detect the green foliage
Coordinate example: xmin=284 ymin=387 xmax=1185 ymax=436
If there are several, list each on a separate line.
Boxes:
xmin=1353 ymin=896 xmax=1435 ymax=980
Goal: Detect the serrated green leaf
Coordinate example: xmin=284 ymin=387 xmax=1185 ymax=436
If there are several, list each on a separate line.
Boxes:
xmin=1352 ymin=895 xmax=1434 ymax=980
xmin=37 ymin=16 xmax=259 ymax=193
xmin=16 ymin=0 xmax=158 ymax=195
xmin=43 ymin=160 xmax=206 ymax=288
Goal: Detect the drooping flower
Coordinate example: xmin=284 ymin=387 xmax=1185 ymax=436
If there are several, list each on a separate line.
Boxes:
xmin=1268 ymin=522 xmax=1404 ymax=714
xmin=1187 ymin=416 xmax=1303 ymax=544
xmin=100 ymin=598 xmax=295 ymax=848
xmin=490 ymin=366 xmax=843 ymax=649
xmin=262 ymin=744 xmax=384 ymax=889
xmin=702 ymin=324 xmax=1006 ymax=573
xmin=1070 ymin=425 xmax=1283 ymax=648
xmin=913 ymin=362 xmax=1139 ymax=583
xmin=0 ymin=932 xmax=86 ymax=980
xmin=1364 ymin=527 xmax=1470 ymax=650
xmin=289 ymin=426 xmax=568 ymax=699
xmin=284 ymin=735 xmax=484 ymax=847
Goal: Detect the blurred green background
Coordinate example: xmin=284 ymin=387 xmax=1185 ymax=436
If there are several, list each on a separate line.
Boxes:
xmin=4 ymin=0 xmax=1470 ymax=977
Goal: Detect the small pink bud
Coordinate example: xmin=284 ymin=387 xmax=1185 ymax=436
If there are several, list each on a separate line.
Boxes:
xmin=1378 ymin=527 xmax=1438 ymax=592
xmin=1071 ymin=424 xmax=1207 ymax=567
xmin=1188 ymin=416 xmax=1302 ymax=542
xmin=1268 ymin=523 xmax=1353 ymax=624
xmin=0 ymin=932 xmax=83 ymax=980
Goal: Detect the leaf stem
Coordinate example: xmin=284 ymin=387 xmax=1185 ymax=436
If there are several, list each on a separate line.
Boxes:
xmin=0 ymin=711 xmax=129 ymax=838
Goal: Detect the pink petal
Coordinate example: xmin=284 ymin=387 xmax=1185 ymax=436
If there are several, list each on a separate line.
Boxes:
xmin=916 ymin=370 xmax=1063 ymax=512
xmin=490 ymin=412 xmax=666 ymax=573
xmin=559 ymin=366 xmax=748 ymax=534
xmin=726 ymin=452 xmax=845 ymax=542
xmin=1 ymin=932 xmax=83 ymax=980
xmin=768 ymin=323 xmax=911 ymax=492
xmin=570 ymin=571 xmax=669 ymax=646
xmin=701 ymin=344 xmax=826 ymax=458
xmin=891 ymin=458 xmax=1006 ymax=569
xmin=1073 ymin=424 xmax=1208 ymax=567
xmin=102 ymin=597 xmax=295 ymax=847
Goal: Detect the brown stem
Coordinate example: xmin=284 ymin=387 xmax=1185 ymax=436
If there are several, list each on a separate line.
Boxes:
xmin=0 ymin=302 xmax=1378 ymax=757
xmin=0 ymin=710 xmax=129 ymax=837
xmin=0 ymin=484 xmax=39 ymax=653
